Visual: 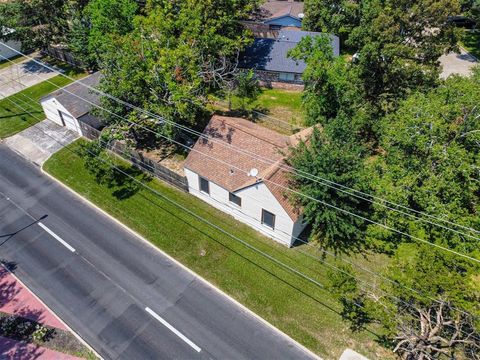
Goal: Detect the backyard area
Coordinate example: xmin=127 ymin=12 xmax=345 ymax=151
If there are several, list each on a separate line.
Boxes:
xmin=0 ymin=60 xmax=86 ymax=139
xmin=214 ymin=88 xmax=305 ymax=134
xmin=44 ymin=139 xmax=393 ymax=360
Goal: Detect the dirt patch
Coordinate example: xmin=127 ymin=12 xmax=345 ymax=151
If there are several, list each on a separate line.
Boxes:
xmin=138 ymin=143 xmax=186 ymax=176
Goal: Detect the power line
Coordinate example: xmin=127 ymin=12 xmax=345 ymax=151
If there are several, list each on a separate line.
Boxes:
xmin=5 ymin=84 xmax=479 ymax=343
xmin=1 ymin=43 xmax=478 ymax=241
xmin=1 ymin=50 xmax=479 ymax=267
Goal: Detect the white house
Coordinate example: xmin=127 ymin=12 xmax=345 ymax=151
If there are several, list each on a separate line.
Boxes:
xmin=0 ymin=28 xmax=22 ymax=60
xmin=184 ymin=115 xmax=313 ymax=247
xmin=40 ymin=72 xmax=102 ymax=135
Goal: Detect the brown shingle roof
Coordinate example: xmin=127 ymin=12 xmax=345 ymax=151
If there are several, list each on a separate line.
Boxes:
xmin=184 ymin=115 xmax=308 ymax=221
xmin=254 ymin=1 xmax=304 ymax=21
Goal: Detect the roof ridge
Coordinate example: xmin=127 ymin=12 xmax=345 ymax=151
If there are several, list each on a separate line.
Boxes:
xmin=213 ymin=116 xmax=290 ymax=148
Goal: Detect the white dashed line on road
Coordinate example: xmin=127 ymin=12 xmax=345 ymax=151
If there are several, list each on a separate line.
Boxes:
xmin=38 ymin=222 xmax=76 ymax=252
xmin=145 ymin=307 xmax=201 ymax=353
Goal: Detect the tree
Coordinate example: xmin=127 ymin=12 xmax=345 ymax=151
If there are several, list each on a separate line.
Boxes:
xmin=288 ymin=34 xmax=357 ymax=126
xmin=367 ymin=70 xmax=480 ymax=253
xmin=68 ymin=0 xmax=139 ymax=69
xmin=232 ymin=70 xmax=260 ymax=110
xmin=0 ymin=0 xmax=71 ymax=50
xmin=287 ymin=117 xmax=372 ymax=254
xmin=330 ymin=245 xmax=480 ymax=359
xmin=96 ymin=0 xmax=257 ymax=143
xmin=303 ymin=0 xmax=361 ymax=45
xmin=349 ymin=0 xmax=461 ymax=113
xmin=323 ymin=71 xmax=480 ymax=359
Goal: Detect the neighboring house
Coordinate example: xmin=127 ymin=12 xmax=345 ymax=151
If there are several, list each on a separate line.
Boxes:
xmin=239 ymin=30 xmax=340 ymax=87
xmin=242 ymin=0 xmax=305 ymax=37
xmin=0 ymin=28 xmax=22 ymax=60
xmin=40 ymin=72 xmax=103 ymax=136
xmin=184 ymin=115 xmax=313 ymax=247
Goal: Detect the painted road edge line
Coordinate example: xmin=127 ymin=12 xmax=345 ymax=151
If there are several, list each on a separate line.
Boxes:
xmin=145 ymin=307 xmax=201 ymax=353
xmin=38 ymin=222 xmax=76 ymax=253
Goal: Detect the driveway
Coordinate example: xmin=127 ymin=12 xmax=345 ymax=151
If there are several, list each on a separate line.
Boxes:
xmin=0 ymin=56 xmax=57 ymax=98
xmin=3 ymin=119 xmax=78 ymax=165
xmin=439 ymin=47 xmax=478 ymax=79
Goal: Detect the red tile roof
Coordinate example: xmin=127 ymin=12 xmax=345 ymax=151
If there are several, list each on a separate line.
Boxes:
xmin=184 ymin=115 xmax=311 ymax=221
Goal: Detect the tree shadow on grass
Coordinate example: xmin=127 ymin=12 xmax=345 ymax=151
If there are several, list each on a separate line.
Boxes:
xmin=107 ymin=163 xmax=152 ymax=201
xmin=135 ymin=191 xmax=384 ymax=341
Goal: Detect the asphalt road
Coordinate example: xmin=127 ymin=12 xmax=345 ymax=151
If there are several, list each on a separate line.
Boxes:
xmin=0 ymin=145 xmax=316 ymax=360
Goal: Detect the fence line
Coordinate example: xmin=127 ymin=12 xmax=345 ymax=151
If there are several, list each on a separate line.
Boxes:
xmin=79 ymin=121 xmax=189 ymax=192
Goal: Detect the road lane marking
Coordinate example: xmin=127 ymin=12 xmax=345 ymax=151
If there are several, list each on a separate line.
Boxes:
xmin=145 ymin=307 xmax=201 ymax=353
xmin=38 ymin=222 xmax=76 ymax=253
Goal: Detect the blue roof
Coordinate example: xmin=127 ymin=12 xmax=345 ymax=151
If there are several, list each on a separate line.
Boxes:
xmin=239 ymin=30 xmax=325 ymax=74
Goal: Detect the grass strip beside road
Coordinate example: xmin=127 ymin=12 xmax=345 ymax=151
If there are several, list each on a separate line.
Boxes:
xmin=44 ymin=139 xmax=391 ymax=360
xmin=0 ymin=54 xmax=26 ymax=70
xmin=0 ymin=69 xmax=86 ymax=139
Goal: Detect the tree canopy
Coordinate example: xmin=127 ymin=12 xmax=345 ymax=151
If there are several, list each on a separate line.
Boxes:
xmin=93 ymin=0 xmax=258 ymax=143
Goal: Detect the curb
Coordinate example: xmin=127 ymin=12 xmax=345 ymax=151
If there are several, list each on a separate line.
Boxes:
xmin=0 ymin=264 xmax=102 ymax=360
xmin=40 ymin=167 xmax=323 ymax=360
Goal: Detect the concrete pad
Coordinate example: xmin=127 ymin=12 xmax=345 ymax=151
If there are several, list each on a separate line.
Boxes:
xmin=3 ymin=119 xmax=78 ymax=165
xmin=339 ymin=349 xmax=369 ymax=360
xmin=0 ymin=336 xmax=82 ymax=359
xmin=0 ymin=267 xmax=67 ymax=330
xmin=439 ymin=48 xmax=478 ymax=79
xmin=0 ymin=57 xmax=57 ymax=99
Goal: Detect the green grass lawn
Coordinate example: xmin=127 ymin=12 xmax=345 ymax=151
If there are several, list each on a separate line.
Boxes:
xmin=0 ymin=65 xmax=87 ymax=139
xmin=44 ymin=139 xmax=393 ymax=360
xmin=0 ymin=54 xmax=26 ymax=70
xmin=460 ymin=29 xmax=480 ymax=59
xmin=253 ymin=88 xmax=304 ymax=125
xmin=213 ymin=88 xmax=305 ymax=135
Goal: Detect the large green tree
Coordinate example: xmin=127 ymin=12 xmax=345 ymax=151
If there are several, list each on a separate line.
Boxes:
xmin=288 ymin=34 xmax=358 ymax=126
xmin=324 ymin=70 xmax=480 ymax=358
xmin=96 ymin=0 xmax=258 ymax=144
xmin=68 ymin=0 xmax=139 ymax=69
xmin=367 ymin=69 xmax=480 ymax=253
xmin=303 ymin=0 xmax=362 ymax=45
xmin=349 ymin=0 xmax=461 ymax=113
xmin=0 ymin=0 xmax=72 ymax=50
xmin=287 ymin=116 xmax=372 ymax=254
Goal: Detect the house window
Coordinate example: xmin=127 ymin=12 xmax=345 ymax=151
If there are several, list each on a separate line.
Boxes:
xmin=279 ymin=72 xmax=295 ymax=82
xmin=229 ymin=192 xmax=242 ymax=207
xmin=269 ymin=24 xmax=282 ymax=30
xmin=261 ymin=209 xmax=276 ymax=229
xmin=199 ymin=176 xmax=210 ymax=194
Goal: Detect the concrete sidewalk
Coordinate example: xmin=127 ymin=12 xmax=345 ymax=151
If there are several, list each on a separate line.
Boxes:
xmin=0 ymin=57 xmax=57 ymax=99
xmin=440 ymin=47 xmax=478 ymax=79
xmin=3 ymin=119 xmax=78 ymax=165
xmin=0 ymin=267 xmax=67 ymax=330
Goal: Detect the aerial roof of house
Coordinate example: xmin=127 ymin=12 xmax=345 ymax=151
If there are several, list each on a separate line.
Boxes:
xmin=239 ymin=30 xmax=328 ymax=74
xmin=252 ymin=0 xmax=305 ymax=22
xmin=43 ymin=72 xmax=102 ymax=119
xmin=184 ymin=115 xmax=314 ymax=221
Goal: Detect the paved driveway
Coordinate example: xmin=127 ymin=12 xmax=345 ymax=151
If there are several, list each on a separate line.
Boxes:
xmin=3 ymin=119 xmax=78 ymax=165
xmin=0 ymin=57 xmax=57 ymax=98
xmin=439 ymin=47 xmax=478 ymax=79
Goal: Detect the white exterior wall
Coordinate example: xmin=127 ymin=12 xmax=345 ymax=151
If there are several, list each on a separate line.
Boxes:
xmin=40 ymin=96 xmax=82 ymax=134
xmin=185 ymin=168 xmax=302 ymax=246
xmin=0 ymin=40 xmax=22 ymax=60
